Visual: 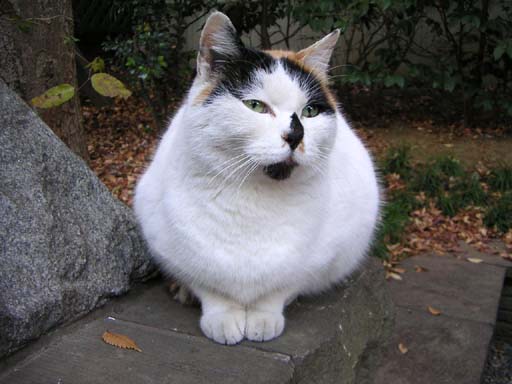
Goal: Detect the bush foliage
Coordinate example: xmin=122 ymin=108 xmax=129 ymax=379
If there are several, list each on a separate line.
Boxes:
xmin=100 ymin=0 xmax=511 ymax=127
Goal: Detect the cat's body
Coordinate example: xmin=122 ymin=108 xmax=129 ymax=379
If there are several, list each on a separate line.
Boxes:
xmin=134 ymin=12 xmax=380 ymax=345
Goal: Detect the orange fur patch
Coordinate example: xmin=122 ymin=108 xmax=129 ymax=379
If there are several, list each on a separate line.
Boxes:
xmin=264 ymin=49 xmax=338 ymax=111
xmin=194 ymin=83 xmax=216 ymax=105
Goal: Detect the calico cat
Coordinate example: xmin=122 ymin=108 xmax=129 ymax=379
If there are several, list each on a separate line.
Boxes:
xmin=134 ymin=12 xmax=380 ymax=345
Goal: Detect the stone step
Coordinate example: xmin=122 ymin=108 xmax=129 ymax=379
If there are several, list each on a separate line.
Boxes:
xmin=0 ymin=257 xmax=393 ymax=384
xmin=1 ymin=244 xmax=509 ymax=383
xmin=374 ymin=245 xmax=509 ymax=384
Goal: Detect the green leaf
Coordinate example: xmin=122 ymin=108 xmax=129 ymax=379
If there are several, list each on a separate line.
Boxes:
xmin=507 ymin=44 xmax=512 ymax=59
xmin=381 ymin=0 xmax=392 ymax=10
xmin=444 ymin=77 xmax=456 ymax=92
xmin=87 ymin=57 xmax=105 ymax=73
xmin=494 ymin=44 xmax=506 ymax=60
xmin=91 ymin=73 xmax=132 ymax=99
xmin=384 ymin=74 xmax=405 ymax=88
xmin=31 ymin=84 xmax=75 ymax=109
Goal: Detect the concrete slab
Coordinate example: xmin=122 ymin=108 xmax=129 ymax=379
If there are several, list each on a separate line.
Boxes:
xmin=387 ymin=253 xmax=505 ymax=324
xmin=113 ymin=258 xmax=393 ymax=360
xmin=0 ymin=317 xmax=293 ymax=384
xmin=458 ymin=241 xmax=512 ymax=268
xmin=0 ymin=257 xmax=394 ymax=384
xmin=374 ymin=307 xmax=493 ymax=384
xmin=110 ymin=258 xmax=394 ymax=383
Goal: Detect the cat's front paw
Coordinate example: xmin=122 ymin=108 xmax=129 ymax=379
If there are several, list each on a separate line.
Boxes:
xmin=200 ymin=309 xmax=246 ymax=345
xmin=245 ymin=310 xmax=285 ymax=342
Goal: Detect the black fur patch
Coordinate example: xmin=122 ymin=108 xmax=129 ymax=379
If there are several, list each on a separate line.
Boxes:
xmin=206 ymin=46 xmax=334 ymax=114
xmin=207 ymin=48 xmax=274 ymax=101
xmin=263 ymin=162 xmax=296 ymax=180
xmin=281 ymin=59 xmax=335 ymax=115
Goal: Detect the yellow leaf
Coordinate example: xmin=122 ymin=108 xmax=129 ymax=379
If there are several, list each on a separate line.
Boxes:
xmin=467 ymin=258 xmax=483 ymax=264
xmin=427 ymin=306 xmax=441 ymax=316
xmin=102 ymin=331 xmax=142 ymax=352
xmin=398 ymin=343 xmax=408 ymax=354
xmin=91 ymin=73 xmax=132 ymax=99
xmin=87 ymin=57 xmax=105 ymax=73
xmin=31 ymin=84 xmax=75 ymax=108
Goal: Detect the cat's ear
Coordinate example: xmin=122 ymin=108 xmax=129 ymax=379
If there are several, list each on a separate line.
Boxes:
xmin=197 ymin=12 xmax=243 ymax=79
xmin=296 ymin=30 xmax=340 ymax=77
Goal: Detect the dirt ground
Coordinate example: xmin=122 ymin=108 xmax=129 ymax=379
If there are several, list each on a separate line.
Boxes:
xmin=363 ymin=122 xmax=512 ymax=168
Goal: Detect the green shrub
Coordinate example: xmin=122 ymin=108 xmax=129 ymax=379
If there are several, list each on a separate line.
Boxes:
xmin=382 ymin=145 xmax=412 ymax=177
xmin=412 ymin=163 xmax=446 ymax=197
xmin=435 ymin=156 xmax=464 ymax=178
xmin=489 ymin=166 xmax=512 ymax=192
xmin=484 ymin=192 xmax=512 ymax=233
xmin=371 ymin=190 xmax=418 ymax=259
xmin=437 ymin=193 xmax=463 ymax=217
xmin=457 ymin=173 xmax=487 ymax=206
xmin=296 ymin=0 xmax=512 ymax=125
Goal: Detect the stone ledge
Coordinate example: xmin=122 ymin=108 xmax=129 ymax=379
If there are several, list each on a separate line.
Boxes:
xmin=375 ymin=245 xmax=510 ymax=384
xmin=0 ymin=257 xmax=393 ymax=384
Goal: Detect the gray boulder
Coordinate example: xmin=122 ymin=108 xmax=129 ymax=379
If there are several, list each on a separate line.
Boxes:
xmin=0 ymin=80 xmax=155 ymax=358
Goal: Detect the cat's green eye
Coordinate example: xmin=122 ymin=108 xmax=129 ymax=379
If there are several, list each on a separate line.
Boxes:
xmin=243 ymin=99 xmax=268 ymax=114
xmin=301 ymin=105 xmax=320 ymax=118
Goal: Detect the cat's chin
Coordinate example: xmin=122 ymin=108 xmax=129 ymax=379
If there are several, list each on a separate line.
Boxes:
xmin=263 ymin=159 xmax=297 ymax=180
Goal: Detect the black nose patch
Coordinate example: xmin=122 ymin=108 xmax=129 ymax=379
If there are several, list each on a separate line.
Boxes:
xmin=283 ymin=113 xmax=304 ymax=151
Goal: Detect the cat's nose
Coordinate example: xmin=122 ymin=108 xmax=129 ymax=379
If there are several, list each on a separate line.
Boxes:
xmin=283 ymin=113 xmax=304 ymax=151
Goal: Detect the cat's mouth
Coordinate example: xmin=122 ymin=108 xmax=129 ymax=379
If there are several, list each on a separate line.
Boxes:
xmin=263 ymin=158 xmax=297 ymax=180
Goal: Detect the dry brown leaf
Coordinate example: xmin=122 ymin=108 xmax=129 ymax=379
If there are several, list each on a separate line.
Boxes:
xmin=467 ymin=257 xmax=483 ymax=264
xmin=427 ymin=306 xmax=441 ymax=316
xmin=102 ymin=331 xmax=142 ymax=352
xmin=414 ymin=265 xmax=428 ymax=273
xmin=390 ymin=267 xmax=406 ymax=274
xmin=398 ymin=343 xmax=408 ymax=354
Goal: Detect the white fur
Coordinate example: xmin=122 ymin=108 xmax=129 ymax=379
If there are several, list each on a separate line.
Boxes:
xmin=134 ymin=15 xmax=380 ymax=345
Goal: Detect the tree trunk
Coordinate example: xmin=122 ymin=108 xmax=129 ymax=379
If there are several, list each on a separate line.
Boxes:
xmin=260 ymin=0 xmax=271 ymax=49
xmin=0 ymin=0 xmax=89 ymax=161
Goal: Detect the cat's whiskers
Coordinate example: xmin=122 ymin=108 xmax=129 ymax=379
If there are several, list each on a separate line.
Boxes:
xmin=205 ymin=153 xmax=248 ymax=177
xmin=234 ymin=160 xmax=260 ymax=196
xmin=207 ymin=154 xmax=252 ymax=187
xmin=213 ymin=156 xmax=255 ymax=195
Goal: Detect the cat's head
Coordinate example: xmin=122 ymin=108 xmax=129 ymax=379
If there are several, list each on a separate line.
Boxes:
xmin=187 ymin=12 xmax=340 ymax=182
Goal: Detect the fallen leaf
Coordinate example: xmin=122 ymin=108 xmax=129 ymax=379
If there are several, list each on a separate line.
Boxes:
xmin=414 ymin=265 xmax=428 ymax=272
xmin=386 ymin=271 xmax=403 ymax=281
xmin=102 ymin=331 xmax=142 ymax=352
xmin=427 ymin=306 xmax=441 ymax=316
xmin=467 ymin=258 xmax=483 ymax=264
xmin=390 ymin=267 xmax=406 ymax=274
xmin=398 ymin=343 xmax=408 ymax=354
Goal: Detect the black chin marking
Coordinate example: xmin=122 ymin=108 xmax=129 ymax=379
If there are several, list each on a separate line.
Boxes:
xmin=263 ymin=162 xmax=296 ymax=180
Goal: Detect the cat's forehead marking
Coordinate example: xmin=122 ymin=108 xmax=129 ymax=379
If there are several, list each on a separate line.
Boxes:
xmin=265 ymin=50 xmax=337 ymax=111
xmin=257 ymin=64 xmax=307 ymax=110
xmin=203 ymin=47 xmax=337 ymax=111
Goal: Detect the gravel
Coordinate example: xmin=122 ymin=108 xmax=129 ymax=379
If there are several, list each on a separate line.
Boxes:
xmin=481 ymin=339 xmax=512 ymax=384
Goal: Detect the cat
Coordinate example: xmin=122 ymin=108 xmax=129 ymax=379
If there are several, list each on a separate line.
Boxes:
xmin=134 ymin=11 xmax=380 ymax=345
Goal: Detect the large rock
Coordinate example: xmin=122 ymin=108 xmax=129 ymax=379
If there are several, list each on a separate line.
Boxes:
xmin=0 ymin=80 xmax=154 ymax=358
